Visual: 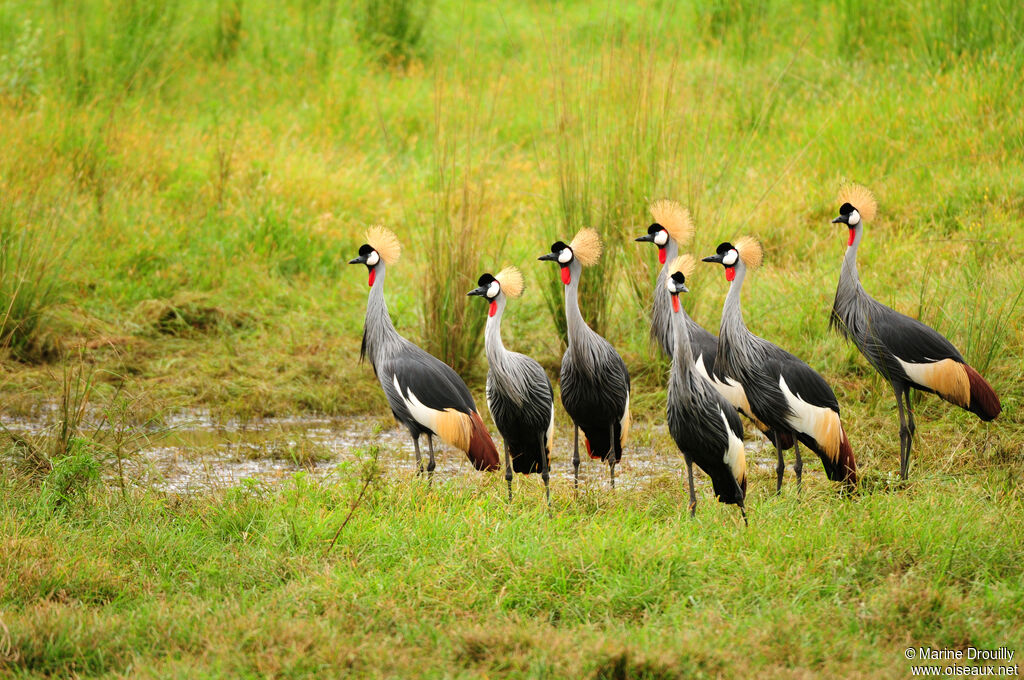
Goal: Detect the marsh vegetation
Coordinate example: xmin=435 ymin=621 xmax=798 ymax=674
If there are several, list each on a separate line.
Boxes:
xmin=2 ymin=0 xmax=1023 ymax=676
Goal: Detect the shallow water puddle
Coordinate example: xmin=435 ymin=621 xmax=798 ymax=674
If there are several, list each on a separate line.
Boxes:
xmin=5 ymin=410 xmax=787 ymax=493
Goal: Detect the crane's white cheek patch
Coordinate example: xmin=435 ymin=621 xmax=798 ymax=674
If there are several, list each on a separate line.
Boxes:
xmin=847 ymin=209 xmax=861 ymax=226
xmin=487 ymin=281 xmax=500 ymax=298
xmin=722 ymin=250 xmax=738 ymax=266
xmin=718 ymin=410 xmax=746 ymax=486
xmin=557 ymin=249 xmax=572 ymax=264
xmin=778 ymin=376 xmax=841 ymax=461
xmin=896 ymin=358 xmax=969 ymax=407
xmin=654 ymin=231 xmax=668 ymax=246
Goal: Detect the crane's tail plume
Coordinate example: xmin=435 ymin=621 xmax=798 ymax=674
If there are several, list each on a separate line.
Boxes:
xmin=836 ymin=426 xmax=857 ymax=487
xmin=964 ymin=364 xmax=1001 ymax=422
xmin=467 ymin=411 xmax=501 ymax=471
xmin=798 ymin=419 xmax=857 ymax=488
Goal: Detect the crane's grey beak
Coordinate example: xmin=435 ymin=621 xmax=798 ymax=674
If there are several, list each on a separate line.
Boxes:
xmin=348 ymin=255 xmax=367 ymax=265
xmin=831 ymin=215 xmax=848 ymax=224
xmin=538 ymin=252 xmax=558 ymax=262
xmin=678 ymin=283 xmax=689 ymax=293
xmin=702 ymin=254 xmax=723 ymax=264
xmin=467 ymin=285 xmax=488 ymax=297
xmin=635 ymin=234 xmax=655 ymax=243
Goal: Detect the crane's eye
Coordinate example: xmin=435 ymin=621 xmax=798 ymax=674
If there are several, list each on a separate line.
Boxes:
xmin=557 ymin=248 xmax=573 ymax=264
xmin=654 ymin=230 xmax=668 ymax=246
xmin=366 ymin=250 xmax=380 ymax=266
xmin=722 ymin=249 xmax=738 ymax=266
xmin=486 ymin=281 xmax=500 ymax=298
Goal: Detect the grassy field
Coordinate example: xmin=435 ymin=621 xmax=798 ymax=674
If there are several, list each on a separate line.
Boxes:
xmin=2 ymin=0 xmax=1023 ymax=676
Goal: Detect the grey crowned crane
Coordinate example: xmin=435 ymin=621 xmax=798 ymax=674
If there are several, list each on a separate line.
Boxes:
xmin=664 ymin=255 xmax=747 ymax=522
xmin=349 ymin=226 xmax=500 ymax=476
xmin=467 ymin=267 xmax=556 ymax=503
xmin=829 ymin=184 xmax=1001 ymax=480
xmin=635 ymin=199 xmax=793 ymax=451
xmin=539 ymin=229 xmax=631 ymax=489
xmin=703 ymin=237 xmax=857 ymax=491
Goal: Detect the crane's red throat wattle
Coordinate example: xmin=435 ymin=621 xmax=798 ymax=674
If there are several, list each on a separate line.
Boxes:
xmin=658 ymin=248 xmax=666 ymax=264
xmin=561 ymin=267 xmax=571 ymax=285
xmin=488 ymin=300 xmax=497 ymax=317
xmin=671 ymin=295 xmax=680 ymax=313
xmin=848 ymin=228 xmax=855 ymax=246
xmin=725 ymin=268 xmax=735 ymax=282
xmin=368 ymin=268 xmax=376 ymax=287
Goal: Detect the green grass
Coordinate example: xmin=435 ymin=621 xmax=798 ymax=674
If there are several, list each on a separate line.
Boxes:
xmin=2 ymin=463 xmax=1023 ymax=677
xmin=1 ymin=0 xmax=1024 ymax=676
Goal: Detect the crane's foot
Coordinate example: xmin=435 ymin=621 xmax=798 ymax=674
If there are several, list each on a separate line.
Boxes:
xmin=739 ymin=505 xmax=748 ymax=527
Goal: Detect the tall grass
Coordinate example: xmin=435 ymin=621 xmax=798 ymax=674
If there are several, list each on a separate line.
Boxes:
xmin=0 ymin=194 xmax=69 ymax=358
xmin=414 ymin=71 xmax=502 ymax=375
xmin=542 ymin=34 xmax=684 ymax=340
xmin=353 ymin=0 xmax=433 ymax=66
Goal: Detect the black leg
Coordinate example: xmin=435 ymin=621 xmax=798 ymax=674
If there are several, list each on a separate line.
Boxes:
xmin=894 ymin=385 xmax=910 ymax=480
xmin=905 ymin=388 xmax=916 ymax=479
xmin=427 ymin=434 xmax=436 ymax=486
xmin=685 ymin=456 xmax=697 ymax=517
xmin=503 ymin=442 xmax=513 ymax=503
xmin=793 ymin=438 xmax=803 ymax=493
xmin=413 ymin=435 xmax=423 ymax=475
xmin=773 ymin=431 xmax=785 ymax=494
xmin=607 ymin=423 xmax=616 ymax=490
xmin=736 ymin=479 xmax=747 ymax=526
xmin=572 ymin=425 xmax=580 ymax=493
xmin=539 ymin=432 xmax=551 ymax=507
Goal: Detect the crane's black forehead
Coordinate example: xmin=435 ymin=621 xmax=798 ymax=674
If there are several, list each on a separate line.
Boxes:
xmin=670 ymin=271 xmax=686 ymax=284
xmin=648 ymin=223 xmax=663 ymax=234
xmin=550 ymin=240 xmax=569 ymax=252
xmin=358 ymin=244 xmax=374 ymax=256
xmin=838 ymin=202 xmax=855 ymax=215
xmin=716 ymin=241 xmax=734 ymax=254
xmin=477 ymin=273 xmax=496 ymax=286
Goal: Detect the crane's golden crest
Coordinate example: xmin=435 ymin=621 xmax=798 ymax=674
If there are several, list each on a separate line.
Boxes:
xmin=569 ymin=228 xmax=602 ymax=266
xmin=837 ymin=184 xmax=877 ymax=222
xmin=365 ymin=225 xmax=401 ymax=265
xmin=495 ymin=266 xmax=524 ymax=298
xmin=734 ymin=236 xmax=763 ymax=270
xmin=667 ymin=254 xmax=696 ymax=283
xmin=649 ymin=199 xmax=695 ymax=245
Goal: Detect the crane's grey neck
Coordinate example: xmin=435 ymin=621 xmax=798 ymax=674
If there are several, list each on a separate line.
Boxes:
xmin=670 ymin=303 xmax=695 ymax=399
xmin=721 ymin=262 xmax=747 ymax=334
xmin=562 ymin=260 xmax=588 ymax=347
xmin=831 ymin=224 xmax=869 ymax=339
xmin=842 ymin=225 xmax=864 ymax=282
xmin=484 ymin=295 xmax=509 ymax=367
xmin=671 ymin=304 xmax=695 ymax=368
xmin=361 ymin=263 xmax=403 ymax=366
xmin=660 ymin=237 xmax=679 ymax=278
